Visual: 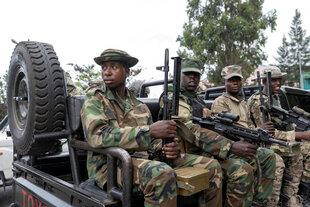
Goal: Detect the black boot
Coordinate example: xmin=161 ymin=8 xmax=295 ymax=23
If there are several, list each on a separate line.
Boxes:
xmin=298 ymin=181 xmax=310 ymax=207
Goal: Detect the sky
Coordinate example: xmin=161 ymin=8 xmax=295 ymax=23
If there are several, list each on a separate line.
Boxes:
xmin=0 ymin=0 xmax=309 ymax=87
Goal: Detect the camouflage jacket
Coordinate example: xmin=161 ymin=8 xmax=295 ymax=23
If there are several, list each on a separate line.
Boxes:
xmin=211 ymin=93 xmax=255 ymax=128
xmin=248 ymin=93 xmax=295 ymax=142
xmin=160 ymin=93 xmax=234 ymax=160
xmin=81 ymin=84 xmax=153 ymax=184
xmin=65 ymin=71 xmax=84 ymax=96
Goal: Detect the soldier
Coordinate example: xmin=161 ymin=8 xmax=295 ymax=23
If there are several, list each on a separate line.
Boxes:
xmin=211 ymin=65 xmax=281 ymax=206
xmin=65 ymin=71 xmax=84 ymax=95
xmin=248 ymin=66 xmax=303 ymax=207
xmin=81 ymin=49 xmax=223 ymax=207
xmin=160 ymin=59 xmax=276 ymax=207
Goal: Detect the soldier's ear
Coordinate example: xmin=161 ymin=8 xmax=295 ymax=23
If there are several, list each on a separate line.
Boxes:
xmin=125 ymin=68 xmax=130 ymax=78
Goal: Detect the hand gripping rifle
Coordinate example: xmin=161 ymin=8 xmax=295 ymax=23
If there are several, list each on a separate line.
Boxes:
xmin=260 ymin=71 xmax=310 ymax=132
xmin=193 ymin=111 xmax=299 ymax=186
xmin=149 ymin=49 xmax=181 ymax=163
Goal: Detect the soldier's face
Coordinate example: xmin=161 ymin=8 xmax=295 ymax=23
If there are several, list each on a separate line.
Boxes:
xmin=263 ymin=77 xmax=282 ymax=94
xmin=181 ymin=72 xmax=201 ymax=92
xmin=101 ymin=62 xmax=129 ymax=89
xmin=225 ymin=76 xmax=242 ymax=95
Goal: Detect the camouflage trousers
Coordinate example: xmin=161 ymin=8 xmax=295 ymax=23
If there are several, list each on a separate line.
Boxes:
xmin=301 ymin=140 xmax=310 ymax=183
xmin=94 ymin=153 xmax=222 ymax=207
xmin=224 ymin=147 xmax=276 ymax=207
xmin=267 ymin=152 xmax=303 ymax=207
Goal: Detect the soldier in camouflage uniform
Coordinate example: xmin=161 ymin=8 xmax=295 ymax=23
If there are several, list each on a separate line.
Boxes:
xmin=81 ymin=49 xmax=223 ymax=207
xmin=211 ymin=65 xmax=278 ymax=206
xmin=248 ymin=66 xmax=303 ymax=207
xmin=65 ymin=71 xmax=84 ymax=95
xmin=160 ymin=59 xmax=276 ymax=207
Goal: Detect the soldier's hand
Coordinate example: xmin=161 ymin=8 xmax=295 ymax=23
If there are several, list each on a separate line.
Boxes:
xmin=230 ymin=140 xmax=258 ymax=160
xmin=150 ymin=120 xmax=176 ymax=139
xmin=260 ymin=121 xmax=275 ymax=137
xmin=162 ymin=138 xmax=180 ymax=159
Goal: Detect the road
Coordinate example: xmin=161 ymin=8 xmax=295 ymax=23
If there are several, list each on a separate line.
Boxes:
xmin=0 ymin=186 xmax=12 ymax=207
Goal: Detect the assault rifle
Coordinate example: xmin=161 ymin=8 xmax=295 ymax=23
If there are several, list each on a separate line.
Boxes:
xmin=193 ymin=111 xmax=300 ymax=153
xmin=149 ymin=49 xmax=181 ymax=162
xmin=258 ymin=71 xmax=310 ymax=132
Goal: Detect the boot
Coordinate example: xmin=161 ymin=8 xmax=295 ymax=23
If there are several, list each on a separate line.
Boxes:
xmin=298 ymin=181 xmax=310 ymax=207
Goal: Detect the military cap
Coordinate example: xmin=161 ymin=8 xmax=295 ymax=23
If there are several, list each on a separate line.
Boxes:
xmin=94 ymin=49 xmax=138 ymax=67
xmin=181 ymin=58 xmax=203 ymax=75
xmin=261 ymin=65 xmax=286 ymax=79
xmin=221 ymin=65 xmax=243 ymax=80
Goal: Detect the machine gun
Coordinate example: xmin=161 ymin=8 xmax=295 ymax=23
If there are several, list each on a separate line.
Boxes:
xmin=258 ymin=71 xmax=310 ymax=132
xmin=193 ymin=111 xmax=299 ymax=152
xmin=149 ymin=49 xmax=182 ymax=163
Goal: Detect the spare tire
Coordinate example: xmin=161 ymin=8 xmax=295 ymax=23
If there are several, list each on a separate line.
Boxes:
xmin=7 ymin=41 xmax=66 ymax=155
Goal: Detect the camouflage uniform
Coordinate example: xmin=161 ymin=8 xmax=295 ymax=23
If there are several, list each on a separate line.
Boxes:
xmin=65 ymin=71 xmax=83 ymax=96
xmin=158 ymin=89 xmax=252 ymax=207
xmin=248 ymin=92 xmax=303 ymax=207
xmin=301 ymin=140 xmax=310 ymax=183
xmin=81 ymin=84 xmax=223 ymax=207
xmin=211 ymin=92 xmax=276 ymax=205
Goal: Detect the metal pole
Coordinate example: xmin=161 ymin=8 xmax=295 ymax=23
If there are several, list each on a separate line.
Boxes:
xmin=299 ymin=51 xmax=303 ymax=88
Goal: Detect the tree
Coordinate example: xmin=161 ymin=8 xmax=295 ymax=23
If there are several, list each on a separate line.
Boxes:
xmin=0 ymin=71 xmax=8 ymax=120
xmin=67 ymin=63 xmax=101 ymax=91
xmin=177 ymin=0 xmax=277 ymax=85
xmin=275 ymin=9 xmax=310 ymax=86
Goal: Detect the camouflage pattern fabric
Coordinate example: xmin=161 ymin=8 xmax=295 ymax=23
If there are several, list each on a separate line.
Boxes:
xmin=267 ymin=153 xmax=285 ymax=206
xmin=65 ymin=71 xmax=84 ymax=96
xmin=81 ymin=84 xmax=222 ymax=206
xmin=301 ymin=140 xmax=310 ymax=183
xmin=160 ymin=93 xmax=265 ymax=207
xmin=211 ymin=93 xmax=255 ymax=128
xmin=211 ymin=93 xmax=276 ymax=205
xmin=94 ymin=48 xmax=138 ymax=67
xmin=221 ymin=65 xmax=243 ymax=80
xmin=248 ymin=93 xmax=303 ymax=207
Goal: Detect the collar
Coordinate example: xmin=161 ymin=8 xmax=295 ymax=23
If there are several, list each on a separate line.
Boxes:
xmin=222 ymin=92 xmax=244 ymax=103
xmin=180 ymin=87 xmax=198 ymax=98
xmin=102 ymin=83 xmax=140 ymax=113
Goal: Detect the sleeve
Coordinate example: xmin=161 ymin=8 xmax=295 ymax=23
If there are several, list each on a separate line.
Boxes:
xmin=211 ymin=97 xmax=229 ymax=115
xmin=248 ymin=95 xmax=296 ymax=142
xmin=177 ymin=97 xmax=234 ymax=159
xmin=81 ymin=91 xmax=151 ymax=150
xmin=248 ymin=95 xmax=264 ymax=128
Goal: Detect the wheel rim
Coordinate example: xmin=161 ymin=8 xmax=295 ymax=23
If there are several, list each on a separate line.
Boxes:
xmin=13 ymin=66 xmax=29 ymax=133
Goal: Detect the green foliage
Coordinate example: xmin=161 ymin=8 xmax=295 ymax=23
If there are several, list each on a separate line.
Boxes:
xmin=275 ymin=9 xmax=310 ymax=86
xmin=67 ymin=63 xmax=101 ymax=91
xmin=0 ymin=71 xmax=8 ymax=120
xmin=126 ymin=66 xmax=143 ymax=86
xmin=177 ymin=0 xmax=277 ymax=85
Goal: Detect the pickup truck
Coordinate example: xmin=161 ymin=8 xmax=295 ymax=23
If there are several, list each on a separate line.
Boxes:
xmin=0 ymin=115 xmax=13 ymax=189
xmin=6 ymin=41 xmax=205 ymax=207
xmin=5 ymin=41 xmax=310 ymax=207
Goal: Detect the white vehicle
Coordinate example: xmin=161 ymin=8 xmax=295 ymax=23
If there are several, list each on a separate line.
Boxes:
xmin=0 ymin=116 xmax=13 ymax=188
